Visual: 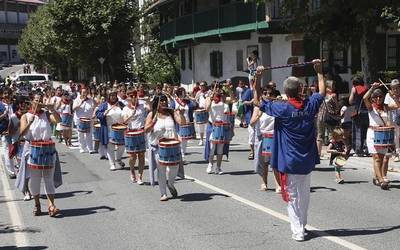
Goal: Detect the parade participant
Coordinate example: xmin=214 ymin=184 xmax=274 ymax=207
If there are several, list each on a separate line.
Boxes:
xmin=194 ymin=81 xmax=209 ymax=145
xmin=144 ymin=94 xmax=186 ymax=201
xmin=50 ymin=87 xmax=63 ymax=140
xmin=96 ymin=91 xmax=125 ymax=170
xmin=242 ymin=82 xmax=255 ymax=159
xmin=0 ymin=91 xmax=14 ymax=178
xmin=326 ymin=128 xmax=347 ymax=184
xmin=171 ymin=87 xmax=196 ymax=161
xmin=267 ymin=81 xmax=281 ymax=97
xmin=73 ymin=87 xmax=96 ymax=153
xmin=250 ymin=86 xmax=281 ymax=192
xmin=364 ymin=83 xmax=398 ymax=190
xmin=16 ymin=92 xmax=62 ymax=217
xmin=118 ymin=84 xmax=128 ymax=106
xmin=257 ymin=59 xmax=325 ymax=241
xmin=384 ymin=79 xmax=400 ymax=162
xmin=122 ymin=90 xmax=146 ymax=184
xmin=204 ymin=84 xmax=230 ymax=175
xmin=58 ymin=92 xmax=73 ymax=147
xmin=349 ymin=77 xmax=369 ymax=156
xmin=247 ymin=50 xmax=259 ymax=89
xmin=339 ymin=98 xmax=353 ymax=156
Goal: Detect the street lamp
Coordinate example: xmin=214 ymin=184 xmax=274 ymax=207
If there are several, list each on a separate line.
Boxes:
xmin=98 ymin=57 xmax=105 ymax=83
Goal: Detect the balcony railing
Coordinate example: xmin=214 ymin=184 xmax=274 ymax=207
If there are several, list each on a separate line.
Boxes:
xmin=160 ymin=2 xmax=268 ymax=45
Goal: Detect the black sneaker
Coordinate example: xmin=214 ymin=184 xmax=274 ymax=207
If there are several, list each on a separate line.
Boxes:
xmin=100 ymin=156 xmax=107 ymax=160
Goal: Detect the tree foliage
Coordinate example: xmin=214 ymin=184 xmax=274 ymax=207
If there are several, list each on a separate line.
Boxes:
xmin=18 ymin=0 xmax=139 ymax=81
xmin=133 ymin=3 xmax=180 ymax=84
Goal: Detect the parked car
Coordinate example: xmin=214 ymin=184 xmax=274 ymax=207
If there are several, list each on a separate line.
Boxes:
xmin=14 ymin=73 xmax=53 ymax=86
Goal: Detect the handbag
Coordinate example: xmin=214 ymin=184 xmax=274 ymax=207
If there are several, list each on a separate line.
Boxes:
xmin=351 ymin=100 xmax=369 ymax=127
xmin=323 ymin=101 xmax=340 ymax=126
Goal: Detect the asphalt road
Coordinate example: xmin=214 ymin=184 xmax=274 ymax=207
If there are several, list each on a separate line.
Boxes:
xmin=1 ymin=128 xmax=400 ymax=250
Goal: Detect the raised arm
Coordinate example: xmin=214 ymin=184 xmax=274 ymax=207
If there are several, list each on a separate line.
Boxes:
xmin=363 ymin=82 xmax=381 ymax=111
xmin=313 ymin=59 xmax=325 ymax=97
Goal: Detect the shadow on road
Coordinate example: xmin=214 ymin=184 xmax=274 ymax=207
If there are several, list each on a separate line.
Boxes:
xmin=310 ymin=186 xmax=337 ymax=192
xmin=179 ymin=193 xmax=229 ymax=202
xmin=343 ymin=180 xmax=369 ymax=184
xmin=38 ymin=190 xmax=93 ymax=200
xmin=314 ymin=167 xmax=358 ymax=172
xmin=0 ymin=246 xmax=47 ymax=250
xmin=307 ymin=225 xmax=400 ymax=240
xmin=224 ymin=170 xmax=256 ymax=176
xmin=56 ymin=205 xmax=115 ymax=218
xmin=0 ymin=223 xmax=41 ymax=234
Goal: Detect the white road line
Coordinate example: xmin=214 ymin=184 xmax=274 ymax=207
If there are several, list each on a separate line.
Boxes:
xmin=0 ymin=166 xmax=29 ymax=247
xmin=186 ymin=174 xmax=367 ymax=250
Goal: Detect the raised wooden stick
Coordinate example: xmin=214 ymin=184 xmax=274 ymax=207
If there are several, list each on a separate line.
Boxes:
xmin=379 ymin=78 xmax=390 ymax=91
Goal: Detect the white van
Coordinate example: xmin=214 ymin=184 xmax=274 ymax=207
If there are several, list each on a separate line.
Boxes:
xmin=14 ymin=73 xmax=52 ymax=85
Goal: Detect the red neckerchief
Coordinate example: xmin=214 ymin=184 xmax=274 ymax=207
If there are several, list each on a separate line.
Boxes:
xmin=355 ymin=85 xmax=367 ymax=95
xmin=287 ymin=97 xmax=304 ymax=110
xmin=15 ymin=111 xmax=22 ymax=119
xmin=176 ymin=98 xmax=187 ymax=107
xmin=62 ymin=99 xmax=70 ymax=105
xmin=372 ymin=102 xmax=384 ymax=111
xmin=213 ymin=95 xmax=221 ymax=104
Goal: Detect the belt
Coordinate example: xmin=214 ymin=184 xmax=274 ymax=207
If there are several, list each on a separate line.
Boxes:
xmin=28 ymin=164 xmax=53 ymax=170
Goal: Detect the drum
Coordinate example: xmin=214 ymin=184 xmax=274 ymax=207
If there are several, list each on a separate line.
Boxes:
xmin=158 ymin=139 xmax=181 ymax=166
xmin=60 ymin=113 xmax=73 ymax=127
xmin=29 ymin=141 xmax=56 ymax=169
xmin=93 ymin=123 xmax=101 ymax=141
xmin=262 ymin=133 xmax=273 ymax=156
xmin=110 ymin=124 xmax=127 ymax=145
xmin=225 ymin=112 xmax=235 ymax=128
xmin=125 ymin=129 xmax=146 ymax=154
xmin=212 ymin=121 xmax=231 ymax=144
xmin=179 ymin=122 xmax=196 ymax=140
xmin=334 ymin=155 xmax=346 ymax=167
xmin=374 ymin=126 xmax=395 ymax=148
xmin=195 ymin=109 xmax=209 ymax=124
xmin=78 ymin=117 xmax=91 ymax=133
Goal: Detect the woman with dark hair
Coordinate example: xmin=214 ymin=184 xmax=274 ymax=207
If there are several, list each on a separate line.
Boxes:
xmin=204 ymin=85 xmax=230 ymax=175
xmin=171 ymin=87 xmax=196 ymax=161
xmin=144 ymin=94 xmax=185 ymax=201
xmin=122 ymin=90 xmax=147 ymax=184
xmin=364 ymin=82 xmax=399 ymax=190
xmin=250 ymin=86 xmax=281 ymax=192
xmin=96 ymin=91 xmax=125 ymax=170
xmin=16 ymin=92 xmax=62 ymax=217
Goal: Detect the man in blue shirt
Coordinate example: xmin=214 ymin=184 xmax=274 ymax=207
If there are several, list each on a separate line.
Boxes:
xmin=242 ymin=84 xmax=256 ymax=159
xmin=257 ymin=59 xmax=325 ymax=241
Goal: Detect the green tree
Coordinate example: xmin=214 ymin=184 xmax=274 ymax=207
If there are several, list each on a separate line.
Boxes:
xmin=18 ymin=0 xmax=139 ymax=81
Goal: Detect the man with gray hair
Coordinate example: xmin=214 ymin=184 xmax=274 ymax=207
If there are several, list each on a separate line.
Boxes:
xmin=257 ymin=59 xmax=325 ymax=241
xmin=384 ymin=79 xmax=400 ymax=162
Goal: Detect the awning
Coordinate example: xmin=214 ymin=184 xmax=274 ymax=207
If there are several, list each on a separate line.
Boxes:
xmin=16 ymin=0 xmax=45 ymax=5
xmin=144 ymin=0 xmax=174 ymax=15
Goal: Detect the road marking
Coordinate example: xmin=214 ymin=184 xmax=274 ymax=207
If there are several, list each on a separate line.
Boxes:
xmin=0 ymin=166 xmax=29 ymax=247
xmin=186 ymin=174 xmax=366 ymax=250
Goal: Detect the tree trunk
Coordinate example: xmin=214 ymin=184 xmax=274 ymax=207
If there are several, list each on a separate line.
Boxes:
xmin=360 ymin=18 xmax=378 ymax=85
xmin=161 ymin=45 xmax=180 ymax=83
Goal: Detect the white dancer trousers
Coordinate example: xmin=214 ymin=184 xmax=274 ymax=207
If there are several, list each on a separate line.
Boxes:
xmin=107 ymin=144 xmax=125 ymax=167
xmin=2 ymin=136 xmax=15 ymax=175
xmin=29 ymin=168 xmax=55 ymax=196
xmin=157 ymin=164 xmax=179 ymax=196
xmin=287 ymin=173 xmax=311 ymax=236
xmin=78 ymin=131 xmax=93 ymax=152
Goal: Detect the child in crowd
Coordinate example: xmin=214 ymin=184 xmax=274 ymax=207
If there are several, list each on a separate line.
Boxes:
xmin=327 ymin=128 xmax=347 ymax=184
xmin=339 ymin=98 xmax=353 ymax=156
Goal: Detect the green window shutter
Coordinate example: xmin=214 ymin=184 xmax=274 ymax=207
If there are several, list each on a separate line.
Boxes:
xmin=303 ymin=37 xmax=320 ymax=76
xmin=217 ymin=51 xmax=223 ymax=78
xmin=375 ymin=34 xmax=386 ymax=71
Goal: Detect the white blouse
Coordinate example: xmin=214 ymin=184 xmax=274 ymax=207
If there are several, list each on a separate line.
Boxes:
xmin=25 ymin=112 xmax=52 ymax=141
xmin=209 ymin=101 xmax=229 ymax=123
xmin=148 ymin=115 xmax=176 ymax=145
xmin=122 ymin=104 xmax=146 ymax=130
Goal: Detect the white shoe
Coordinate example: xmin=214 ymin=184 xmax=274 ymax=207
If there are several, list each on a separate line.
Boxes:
xmin=160 ymin=194 xmax=168 ymax=201
xmin=23 ymin=193 xmax=32 ymax=201
xmin=260 ymin=183 xmax=267 ymax=191
xmin=206 ymin=163 xmax=213 ymax=174
xmin=292 ymin=233 xmax=305 ymax=242
xmin=110 ymin=164 xmax=117 ymax=171
xmin=198 ymin=140 xmax=203 ymax=146
xmin=130 ymin=175 xmax=137 ymax=183
xmin=215 ymin=167 xmax=223 ymax=175
xmin=79 ymin=149 xmax=86 ymax=153
xmin=137 ymin=179 xmax=144 ymax=185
